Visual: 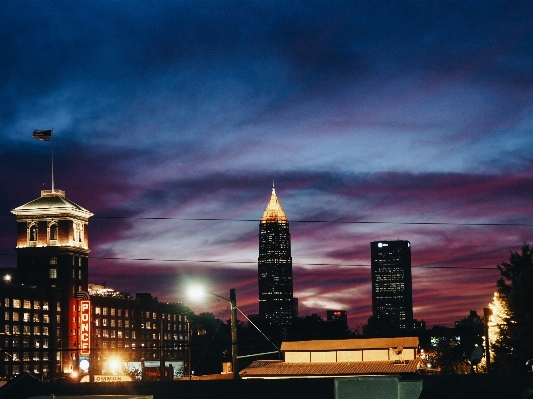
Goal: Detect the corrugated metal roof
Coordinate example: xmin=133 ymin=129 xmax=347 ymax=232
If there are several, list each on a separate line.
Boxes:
xmin=280 ymin=337 xmax=419 ymax=352
xmin=240 ymin=359 xmax=421 ymax=378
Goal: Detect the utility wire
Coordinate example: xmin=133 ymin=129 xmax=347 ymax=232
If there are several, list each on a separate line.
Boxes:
xmin=88 ymin=216 xmax=533 ymax=227
xmin=0 ymin=252 xmax=498 ymax=270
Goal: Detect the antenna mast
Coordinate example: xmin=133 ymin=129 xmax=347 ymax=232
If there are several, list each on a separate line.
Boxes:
xmin=51 ymin=130 xmax=55 ymax=192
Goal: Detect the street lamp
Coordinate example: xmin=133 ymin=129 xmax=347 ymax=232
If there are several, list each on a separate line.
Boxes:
xmin=189 ymin=287 xmax=239 ymax=379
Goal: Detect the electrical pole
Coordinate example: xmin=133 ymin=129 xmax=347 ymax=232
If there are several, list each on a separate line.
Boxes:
xmin=483 ymin=307 xmax=492 ymax=373
xmin=230 ymin=289 xmax=239 ymax=380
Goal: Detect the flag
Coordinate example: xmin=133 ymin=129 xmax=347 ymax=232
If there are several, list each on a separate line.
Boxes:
xmin=33 ymin=130 xmax=52 ymax=141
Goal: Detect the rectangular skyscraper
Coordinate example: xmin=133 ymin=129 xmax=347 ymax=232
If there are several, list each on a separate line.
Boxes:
xmin=258 ymin=184 xmax=293 ymax=325
xmin=369 ymin=240 xmax=414 ymax=333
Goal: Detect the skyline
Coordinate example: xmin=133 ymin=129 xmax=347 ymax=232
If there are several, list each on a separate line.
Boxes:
xmin=1 ymin=1 xmax=533 ymax=329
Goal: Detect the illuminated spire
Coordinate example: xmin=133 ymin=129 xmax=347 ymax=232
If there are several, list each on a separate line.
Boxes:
xmin=261 ymin=182 xmax=288 ymax=222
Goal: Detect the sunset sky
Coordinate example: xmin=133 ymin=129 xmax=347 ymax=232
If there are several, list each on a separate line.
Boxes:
xmin=1 ymin=1 xmax=533 ymax=329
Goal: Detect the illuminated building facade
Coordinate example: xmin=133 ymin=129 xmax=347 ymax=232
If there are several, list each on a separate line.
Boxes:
xmin=369 ymin=240 xmax=414 ymax=333
xmin=1 ymin=189 xmax=188 ymax=380
xmin=89 ymin=288 xmax=188 ymax=377
xmin=11 ymin=189 xmax=93 ymax=375
xmin=258 ymin=184 xmax=293 ymax=325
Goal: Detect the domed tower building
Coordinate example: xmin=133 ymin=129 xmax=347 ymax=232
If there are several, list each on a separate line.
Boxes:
xmin=11 ymin=189 xmax=93 ymax=375
xmin=258 ymin=183 xmax=294 ymax=326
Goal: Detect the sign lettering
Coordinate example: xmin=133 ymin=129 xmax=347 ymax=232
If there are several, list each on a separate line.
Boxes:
xmin=80 ymin=300 xmax=91 ymax=355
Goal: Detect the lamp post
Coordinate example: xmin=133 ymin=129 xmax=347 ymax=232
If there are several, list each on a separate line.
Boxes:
xmin=189 ymin=287 xmax=239 ymax=379
xmin=229 ymin=289 xmax=238 ymax=379
xmin=483 ymin=307 xmax=492 ymax=373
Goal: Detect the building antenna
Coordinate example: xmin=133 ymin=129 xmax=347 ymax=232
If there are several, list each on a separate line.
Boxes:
xmin=272 ymin=180 xmax=275 ymax=194
xmin=51 ymin=128 xmax=55 ymax=192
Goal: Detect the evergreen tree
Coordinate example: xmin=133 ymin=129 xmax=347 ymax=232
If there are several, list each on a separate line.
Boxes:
xmin=492 ymin=243 xmax=533 ymax=371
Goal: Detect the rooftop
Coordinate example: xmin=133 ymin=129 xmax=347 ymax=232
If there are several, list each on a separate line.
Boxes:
xmin=281 ymin=337 xmax=419 ymax=352
xmin=260 ymin=185 xmax=288 ymax=223
xmin=240 ymin=359 xmax=421 ymax=378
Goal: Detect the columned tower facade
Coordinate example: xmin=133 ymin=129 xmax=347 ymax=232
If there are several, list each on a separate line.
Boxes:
xmin=11 ymin=189 xmax=93 ymax=374
xmin=258 ymin=184 xmax=293 ymax=325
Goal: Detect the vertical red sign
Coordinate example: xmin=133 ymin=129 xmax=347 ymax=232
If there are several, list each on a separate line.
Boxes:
xmin=80 ymin=300 xmax=91 ymax=356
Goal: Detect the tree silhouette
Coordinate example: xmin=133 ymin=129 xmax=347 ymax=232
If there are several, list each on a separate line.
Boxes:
xmin=492 ymin=243 xmax=533 ymax=371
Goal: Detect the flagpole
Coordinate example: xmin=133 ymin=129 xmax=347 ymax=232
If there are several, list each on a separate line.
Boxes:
xmin=32 ymin=129 xmax=54 ymax=191
xmin=51 ymin=129 xmax=54 ymax=192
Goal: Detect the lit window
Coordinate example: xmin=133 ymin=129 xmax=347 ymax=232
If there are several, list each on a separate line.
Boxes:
xmin=23 ymin=300 xmax=31 ymax=309
xmin=95 ymin=307 xmax=101 ymax=315
xmin=4 ymin=298 xmax=9 ymax=307
xmin=49 ymin=257 xmax=57 ymax=265
xmin=13 ymin=299 xmax=20 ymax=308
xmin=49 ymin=269 xmax=57 ymax=279
xmin=12 ymin=312 xmax=19 ymax=321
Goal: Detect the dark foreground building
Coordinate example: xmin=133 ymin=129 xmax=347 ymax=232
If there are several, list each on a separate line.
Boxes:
xmin=258 ymin=184 xmax=294 ymax=326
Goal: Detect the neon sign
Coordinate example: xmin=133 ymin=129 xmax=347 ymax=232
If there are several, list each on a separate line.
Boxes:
xmin=80 ymin=300 xmax=91 ymax=355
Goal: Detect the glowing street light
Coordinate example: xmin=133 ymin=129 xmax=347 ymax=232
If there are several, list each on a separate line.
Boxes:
xmin=188 ymin=286 xmax=239 ymax=379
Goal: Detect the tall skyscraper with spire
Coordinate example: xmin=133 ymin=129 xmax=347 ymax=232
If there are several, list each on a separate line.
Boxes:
xmin=258 ymin=183 xmax=294 ymax=325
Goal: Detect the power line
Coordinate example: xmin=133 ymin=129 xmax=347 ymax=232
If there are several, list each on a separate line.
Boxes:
xmin=0 ymin=252 xmax=495 ymax=271
xmin=89 ymin=216 xmax=533 ymax=227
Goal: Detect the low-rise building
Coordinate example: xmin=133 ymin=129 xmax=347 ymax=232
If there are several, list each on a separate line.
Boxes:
xmin=240 ymin=337 xmax=421 ymax=378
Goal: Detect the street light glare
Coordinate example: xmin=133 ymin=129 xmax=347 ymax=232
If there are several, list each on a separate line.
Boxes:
xmin=188 ymin=286 xmax=205 ymax=300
